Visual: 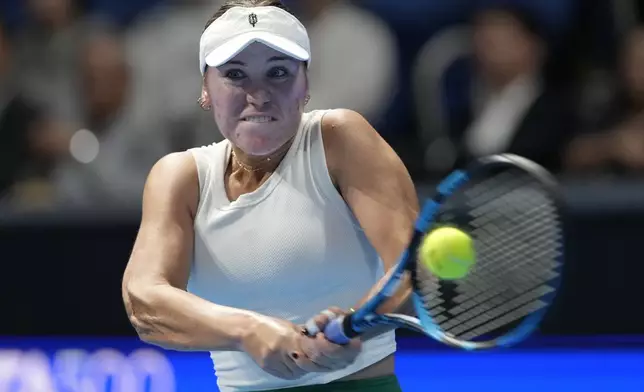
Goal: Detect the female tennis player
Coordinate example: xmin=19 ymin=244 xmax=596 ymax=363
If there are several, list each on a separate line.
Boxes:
xmin=122 ymin=1 xmax=418 ymax=391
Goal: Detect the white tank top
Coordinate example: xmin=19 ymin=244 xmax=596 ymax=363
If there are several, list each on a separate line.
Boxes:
xmin=187 ymin=110 xmax=396 ymax=391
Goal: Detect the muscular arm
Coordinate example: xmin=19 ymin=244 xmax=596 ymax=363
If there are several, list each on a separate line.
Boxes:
xmin=322 ymin=109 xmax=419 ymax=317
xmin=122 ymin=152 xmax=261 ymax=351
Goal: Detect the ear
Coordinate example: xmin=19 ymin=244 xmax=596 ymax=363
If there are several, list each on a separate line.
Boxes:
xmin=300 ymin=65 xmax=311 ymax=106
xmin=302 ymin=64 xmax=310 ymax=95
xmin=200 ymin=83 xmax=211 ymax=104
xmin=199 ymin=81 xmax=213 ymax=111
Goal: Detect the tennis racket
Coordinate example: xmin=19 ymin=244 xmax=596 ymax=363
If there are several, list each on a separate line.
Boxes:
xmin=305 ymin=153 xmax=564 ymax=350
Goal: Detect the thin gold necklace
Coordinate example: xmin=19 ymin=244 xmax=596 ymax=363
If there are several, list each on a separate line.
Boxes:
xmin=231 ymin=138 xmax=294 ymax=173
xmin=231 ymin=149 xmax=267 ymax=172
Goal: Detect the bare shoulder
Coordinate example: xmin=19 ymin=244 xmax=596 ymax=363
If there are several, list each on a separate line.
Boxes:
xmin=143 ymin=151 xmax=200 ymax=220
xmin=320 ymin=109 xmax=403 ymax=181
xmin=320 ymin=108 xmax=379 ymax=147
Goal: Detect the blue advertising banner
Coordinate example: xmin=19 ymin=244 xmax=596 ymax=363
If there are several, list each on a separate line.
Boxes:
xmin=1 ymin=337 xmax=644 ymax=392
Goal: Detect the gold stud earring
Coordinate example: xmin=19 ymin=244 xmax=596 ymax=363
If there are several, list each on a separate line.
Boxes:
xmin=198 ymin=97 xmax=211 ymax=111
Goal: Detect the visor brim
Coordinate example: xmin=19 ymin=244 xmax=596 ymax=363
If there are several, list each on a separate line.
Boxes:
xmin=204 ymin=31 xmax=310 ymax=70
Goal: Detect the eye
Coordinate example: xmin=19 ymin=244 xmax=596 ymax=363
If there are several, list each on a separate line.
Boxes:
xmin=267 ymin=66 xmax=290 ymax=79
xmin=225 ymin=69 xmax=246 ymax=80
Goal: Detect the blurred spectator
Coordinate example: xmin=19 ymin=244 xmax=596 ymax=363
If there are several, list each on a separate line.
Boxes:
xmin=12 ymin=0 xmax=88 ymax=123
xmin=286 ymin=0 xmax=398 ymax=124
xmin=0 ymin=19 xmax=35 ymax=199
xmin=0 ymin=18 xmax=63 ymax=208
xmin=565 ymin=26 xmax=644 ymax=175
xmin=125 ymin=0 xmax=224 ymax=150
xmin=463 ymin=5 xmax=576 ymax=171
xmin=415 ymin=4 xmax=575 ymax=175
xmin=50 ymin=26 xmax=174 ymax=208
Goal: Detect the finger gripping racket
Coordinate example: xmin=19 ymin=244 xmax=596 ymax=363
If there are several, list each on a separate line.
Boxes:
xmin=309 ymin=154 xmax=564 ymax=350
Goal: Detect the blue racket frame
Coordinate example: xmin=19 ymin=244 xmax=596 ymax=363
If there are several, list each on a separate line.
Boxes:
xmin=320 ymin=154 xmax=564 ymax=350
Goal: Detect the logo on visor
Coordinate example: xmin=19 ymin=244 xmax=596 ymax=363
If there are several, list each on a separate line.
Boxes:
xmin=249 ymin=13 xmax=258 ymax=27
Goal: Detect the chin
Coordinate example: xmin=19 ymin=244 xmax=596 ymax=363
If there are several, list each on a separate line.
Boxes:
xmin=236 ymin=135 xmax=286 ymax=157
xmin=233 ymin=124 xmax=294 ymax=156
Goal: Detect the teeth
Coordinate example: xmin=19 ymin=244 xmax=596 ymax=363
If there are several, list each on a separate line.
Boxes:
xmin=244 ymin=116 xmax=273 ymax=123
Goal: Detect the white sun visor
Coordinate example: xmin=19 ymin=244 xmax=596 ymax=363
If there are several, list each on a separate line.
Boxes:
xmin=199 ymin=6 xmax=311 ymax=74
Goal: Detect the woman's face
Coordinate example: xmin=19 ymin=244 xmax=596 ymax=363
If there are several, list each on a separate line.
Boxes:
xmin=201 ymin=42 xmax=309 ymax=156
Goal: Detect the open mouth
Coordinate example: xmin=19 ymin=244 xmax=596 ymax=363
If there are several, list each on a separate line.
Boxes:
xmin=242 ymin=116 xmax=277 ymax=123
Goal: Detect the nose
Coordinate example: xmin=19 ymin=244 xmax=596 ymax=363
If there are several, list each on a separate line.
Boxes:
xmin=246 ymin=87 xmax=271 ymax=107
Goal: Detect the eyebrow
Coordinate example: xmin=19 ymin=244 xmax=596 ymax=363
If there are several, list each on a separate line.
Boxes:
xmin=225 ymin=56 xmax=293 ymax=66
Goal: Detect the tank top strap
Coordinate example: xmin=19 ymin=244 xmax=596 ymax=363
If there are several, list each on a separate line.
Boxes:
xmin=188 ymin=140 xmax=229 ymax=218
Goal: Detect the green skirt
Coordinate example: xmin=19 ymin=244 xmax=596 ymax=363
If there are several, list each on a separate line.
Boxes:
xmin=261 ymin=375 xmax=402 ymax=392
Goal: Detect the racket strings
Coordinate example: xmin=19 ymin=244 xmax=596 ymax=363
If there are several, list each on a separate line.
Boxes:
xmin=416 ymin=168 xmax=563 ymax=341
xmin=457 ymin=206 xmax=560 ymax=293
xmin=470 ymin=210 xmax=555 ymax=267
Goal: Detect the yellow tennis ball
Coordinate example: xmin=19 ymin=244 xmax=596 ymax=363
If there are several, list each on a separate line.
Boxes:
xmin=419 ymin=227 xmax=476 ymax=280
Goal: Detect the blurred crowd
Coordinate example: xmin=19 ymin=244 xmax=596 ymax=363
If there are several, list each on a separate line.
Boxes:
xmin=1 ymin=0 xmax=644 ymax=211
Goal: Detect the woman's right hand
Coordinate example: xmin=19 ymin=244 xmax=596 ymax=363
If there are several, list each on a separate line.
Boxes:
xmin=241 ymin=316 xmax=339 ymax=379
